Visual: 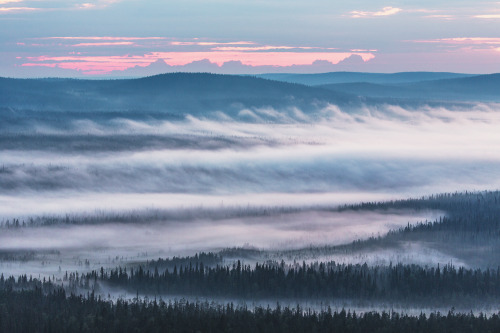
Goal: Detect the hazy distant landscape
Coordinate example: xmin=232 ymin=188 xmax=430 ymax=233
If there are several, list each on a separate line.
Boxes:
xmin=1 ymin=71 xmax=500 ymax=331
xmin=2 ymin=0 xmax=500 ymax=329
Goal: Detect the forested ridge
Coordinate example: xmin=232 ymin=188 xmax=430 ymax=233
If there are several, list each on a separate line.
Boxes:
xmin=4 ymin=256 xmax=500 ymax=303
xmin=295 ymin=191 xmax=500 ymax=267
xmin=74 ymin=260 xmax=500 ymax=302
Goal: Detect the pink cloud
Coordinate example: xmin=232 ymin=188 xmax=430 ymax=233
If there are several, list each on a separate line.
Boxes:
xmin=22 ymin=60 xmax=150 ymax=75
xmin=22 ymin=63 xmax=58 ymax=68
xmin=26 ymin=54 xmax=151 ymax=64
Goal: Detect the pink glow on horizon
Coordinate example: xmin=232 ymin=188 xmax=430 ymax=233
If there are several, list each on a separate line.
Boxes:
xmin=21 ymin=63 xmax=58 ymax=68
xmin=150 ymin=51 xmax=375 ymax=67
xmin=25 ymin=55 xmax=151 ymax=65
xmin=21 ymin=51 xmax=375 ymax=75
xmin=22 ymin=61 xmax=150 ymax=74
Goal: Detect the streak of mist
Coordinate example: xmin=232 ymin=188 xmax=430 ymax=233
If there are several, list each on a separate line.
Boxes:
xmin=2 ymin=104 xmax=500 ymax=196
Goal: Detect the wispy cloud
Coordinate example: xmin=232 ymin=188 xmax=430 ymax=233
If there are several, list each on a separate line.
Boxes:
xmin=413 ymin=37 xmax=500 ymax=45
xmin=76 ymin=3 xmax=96 ymax=9
xmin=350 ymin=49 xmax=378 ymax=52
xmin=474 ymin=14 xmax=500 ymax=19
xmin=424 ymin=14 xmax=455 ymax=20
xmin=210 ymin=46 xmax=327 ymax=51
xmin=350 ymin=6 xmax=402 ymax=18
xmin=0 ymin=6 xmax=37 ymax=13
xmin=171 ymin=41 xmax=255 ymax=46
xmin=43 ymin=36 xmax=166 ymax=41
xmin=0 ymin=0 xmax=122 ymax=13
xmin=74 ymin=0 xmax=122 ymax=10
xmin=72 ymin=42 xmax=135 ymax=47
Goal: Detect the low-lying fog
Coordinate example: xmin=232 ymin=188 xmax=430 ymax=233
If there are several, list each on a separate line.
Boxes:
xmin=0 ymin=208 xmax=443 ymax=278
xmin=2 ymin=104 xmax=500 ymax=197
xmin=1 ymin=102 xmax=499 ymax=277
xmin=1 ymin=209 xmax=443 ymax=252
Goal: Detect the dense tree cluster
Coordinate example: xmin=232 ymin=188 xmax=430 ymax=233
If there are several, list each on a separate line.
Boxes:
xmin=67 ymin=261 xmax=500 ymax=303
xmin=1 ymin=287 xmax=500 ymax=333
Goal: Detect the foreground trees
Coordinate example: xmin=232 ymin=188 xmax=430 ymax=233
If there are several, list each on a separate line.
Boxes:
xmin=1 ymin=287 xmax=500 ymax=333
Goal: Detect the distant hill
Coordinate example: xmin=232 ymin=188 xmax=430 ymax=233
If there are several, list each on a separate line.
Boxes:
xmin=1 ymin=72 xmax=496 ymax=127
xmin=0 ymin=73 xmax=356 ymax=118
xmin=256 ymin=72 xmax=474 ymax=86
xmin=319 ymin=73 xmax=500 ymax=102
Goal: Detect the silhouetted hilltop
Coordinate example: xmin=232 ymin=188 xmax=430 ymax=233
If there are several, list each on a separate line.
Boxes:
xmin=0 ymin=73 xmax=356 ymax=116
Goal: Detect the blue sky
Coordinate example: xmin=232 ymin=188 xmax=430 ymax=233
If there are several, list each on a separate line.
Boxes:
xmin=1 ymin=0 xmax=500 ymax=76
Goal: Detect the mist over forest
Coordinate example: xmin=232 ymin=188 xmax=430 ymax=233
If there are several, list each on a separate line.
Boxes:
xmin=1 ymin=72 xmax=500 ymax=330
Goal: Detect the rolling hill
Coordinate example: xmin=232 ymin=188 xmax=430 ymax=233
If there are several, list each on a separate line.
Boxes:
xmin=318 ymin=73 xmax=500 ymax=102
xmin=0 ymin=73 xmax=356 ymax=116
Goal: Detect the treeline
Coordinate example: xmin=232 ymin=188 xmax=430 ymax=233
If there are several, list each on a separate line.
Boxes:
xmin=142 ymin=252 xmax=223 ymax=271
xmin=0 ymin=206 xmax=299 ymax=228
xmin=340 ymin=191 xmax=500 ymax=235
xmin=1 ymin=287 xmax=500 ymax=333
xmin=329 ymin=191 xmax=500 ymax=260
xmin=339 ymin=190 xmax=500 ymax=213
xmin=72 ymin=261 xmax=500 ymax=302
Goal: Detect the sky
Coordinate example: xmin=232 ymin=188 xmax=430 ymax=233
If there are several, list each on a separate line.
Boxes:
xmin=1 ymin=0 xmax=500 ymax=77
